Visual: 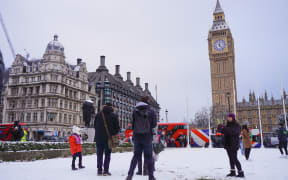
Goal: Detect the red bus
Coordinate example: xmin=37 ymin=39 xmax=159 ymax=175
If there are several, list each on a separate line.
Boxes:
xmin=124 ymin=124 xmax=133 ymax=142
xmin=0 ymin=123 xmax=28 ymax=141
xmin=158 ymin=123 xmax=188 ymax=147
xmin=124 ymin=122 xmax=189 ymax=147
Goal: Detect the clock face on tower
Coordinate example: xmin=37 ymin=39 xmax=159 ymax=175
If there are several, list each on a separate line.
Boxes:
xmin=214 ymin=39 xmax=226 ymax=52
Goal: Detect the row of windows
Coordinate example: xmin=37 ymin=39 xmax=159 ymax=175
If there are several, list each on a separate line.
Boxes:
xmin=7 ymin=98 xmax=79 ymax=111
xmin=7 ymin=111 xmax=78 ymax=125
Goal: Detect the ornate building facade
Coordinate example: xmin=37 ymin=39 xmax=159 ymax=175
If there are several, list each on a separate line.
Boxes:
xmin=208 ymin=0 xmax=237 ymax=125
xmin=208 ymin=1 xmax=288 ymax=133
xmin=237 ymin=91 xmax=288 ymax=133
xmin=88 ymin=56 xmax=160 ymax=129
xmin=2 ymin=35 xmax=97 ymax=140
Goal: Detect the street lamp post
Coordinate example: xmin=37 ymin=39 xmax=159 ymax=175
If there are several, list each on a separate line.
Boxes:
xmin=226 ymin=92 xmax=231 ymax=113
xmin=165 ymin=109 xmax=168 ymax=123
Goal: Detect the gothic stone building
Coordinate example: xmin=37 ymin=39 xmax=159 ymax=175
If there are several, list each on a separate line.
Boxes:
xmin=2 ymin=35 xmax=97 ymax=140
xmin=88 ymin=56 xmax=160 ymax=129
xmin=208 ymin=1 xmax=287 ymax=133
xmin=237 ymin=91 xmax=288 ymax=133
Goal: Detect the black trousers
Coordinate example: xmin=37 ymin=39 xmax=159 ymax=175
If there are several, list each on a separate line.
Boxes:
xmin=226 ymin=149 xmax=242 ymax=172
xmin=279 ymin=141 xmax=288 ymax=155
xmin=244 ymin=148 xmax=251 ymax=160
xmin=72 ymin=152 xmax=82 ymax=167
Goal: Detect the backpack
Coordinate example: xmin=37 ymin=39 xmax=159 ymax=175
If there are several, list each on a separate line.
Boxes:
xmin=133 ymin=108 xmax=151 ymax=134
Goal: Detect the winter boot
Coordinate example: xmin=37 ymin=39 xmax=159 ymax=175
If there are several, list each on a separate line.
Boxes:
xmin=143 ymin=170 xmax=149 ymax=176
xmin=79 ymin=163 xmax=85 ymax=169
xmin=97 ymin=169 xmax=103 ymax=176
xmin=226 ymin=170 xmax=236 ymax=177
xmin=149 ymin=176 xmax=156 ymax=180
xmin=126 ymin=175 xmax=133 ymax=180
xmin=136 ymin=171 xmax=142 ymax=175
xmin=236 ymin=171 xmax=245 ymax=178
xmin=103 ymin=171 xmax=112 ymax=176
xmin=72 ymin=164 xmax=78 ymax=171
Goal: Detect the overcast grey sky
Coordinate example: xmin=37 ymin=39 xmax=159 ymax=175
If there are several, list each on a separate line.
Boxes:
xmin=1 ymin=0 xmax=288 ymax=122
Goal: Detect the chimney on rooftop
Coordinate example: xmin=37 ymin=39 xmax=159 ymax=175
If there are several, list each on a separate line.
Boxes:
xmin=77 ymin=58 xmax=82 ymax=65
xmin=127 ymin=72 xmax=131 ymax=81
xmin=100 ymin=56 xmax=105 ymax=66
xmin=136 ymin=77 xmax=140 ymax=87
xmin=145 ymin=83 xmax=149 ymax=91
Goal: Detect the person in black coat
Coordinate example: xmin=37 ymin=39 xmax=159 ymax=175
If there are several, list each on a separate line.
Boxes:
xmin=277 ymin=123 xmax=288 ymax=156
xmin=218 ymin=113 xmax=244 ymax=178
xmin=7 ymin=121 xmax=24 ymax=141
xmin=94 ymin=103 xmax=120 ymax=176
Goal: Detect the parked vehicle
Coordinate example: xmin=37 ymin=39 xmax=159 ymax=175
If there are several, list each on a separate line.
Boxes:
xmin=42 ymin=136 xmax=59 ymax=142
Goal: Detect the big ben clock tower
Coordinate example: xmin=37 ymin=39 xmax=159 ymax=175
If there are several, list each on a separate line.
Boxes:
xmin=208 ymin=0 xmax=237 ymax=125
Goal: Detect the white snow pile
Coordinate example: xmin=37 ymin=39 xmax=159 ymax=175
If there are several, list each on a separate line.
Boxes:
xmin=0 ymin=148 xmax=287 ymax=180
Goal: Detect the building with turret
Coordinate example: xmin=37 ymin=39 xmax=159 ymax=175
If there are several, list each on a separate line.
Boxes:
xmin=208 ymin=1 xmax=288 ymax=133
xmin=237 ymin=90 xmax=288 ymax=133
xmin=88 ymin=56 xmax=160 ymax=129
xmin=2 ymin=35 xmax=97 ymax=140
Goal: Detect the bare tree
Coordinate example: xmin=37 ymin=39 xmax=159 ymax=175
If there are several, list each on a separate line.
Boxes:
xmin=192 ymin=107 xmax=210 ymax=128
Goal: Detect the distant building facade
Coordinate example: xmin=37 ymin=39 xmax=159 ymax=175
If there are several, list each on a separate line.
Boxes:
xmin=2 ymin=35 xmax=97 ymax=140
xmin=88 ymin=56 xmax=160 ymax=129
xmin=237 ymin=91 xmax=288 ymax=133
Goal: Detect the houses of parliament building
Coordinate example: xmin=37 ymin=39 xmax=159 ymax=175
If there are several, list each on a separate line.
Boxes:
xmin=208 ymin=0 xmax=287 ymax=133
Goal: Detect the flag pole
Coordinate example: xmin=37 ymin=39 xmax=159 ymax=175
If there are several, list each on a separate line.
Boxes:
xmin=282 ymin=88 xmax=287 ymax=130
xmin=186 ymin=96 xmax=190 ymax=149
xmin=257 ymin=96 xmax=264 ymax=149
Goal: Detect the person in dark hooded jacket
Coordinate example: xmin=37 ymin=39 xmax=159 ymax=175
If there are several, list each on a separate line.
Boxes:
xmin=126 ymin=96 xmax=157 ymax=180
xmin=218 ymin=113 xmax=244 ymax=178
xmin=277 ymin=123 xmax=288 ymax=156
xmin=94 ymin=103 xmax=120 ymax=176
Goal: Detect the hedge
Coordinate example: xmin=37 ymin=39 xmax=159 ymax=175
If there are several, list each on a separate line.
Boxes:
xmin=0 ymin=142 xmax=96 ymax=152
xmin=0 ymin=142 xmax=133 ymax=152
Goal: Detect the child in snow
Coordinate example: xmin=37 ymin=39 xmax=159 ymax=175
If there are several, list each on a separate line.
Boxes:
xmin=69 ymin=126 xmax=85 ymax=170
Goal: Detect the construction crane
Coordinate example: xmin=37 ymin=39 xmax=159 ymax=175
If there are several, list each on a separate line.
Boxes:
xmin=0 ymin=10 xmax=16 ymax=59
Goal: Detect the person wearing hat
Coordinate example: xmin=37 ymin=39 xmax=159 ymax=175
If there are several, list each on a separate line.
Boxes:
xmin=241 ymin=124 xmax=252 ymax=160
xmin=218 ymin=113 xmax=244 ymax=178
xmin=69 ymin=126 xmax=85 ymax=170
xmin=277 ymin=123 xmax=288 ymax=156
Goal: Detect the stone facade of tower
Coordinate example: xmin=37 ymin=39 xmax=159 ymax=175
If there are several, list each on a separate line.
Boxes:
xmin=208 ymin=0 xmax=237 ymax=126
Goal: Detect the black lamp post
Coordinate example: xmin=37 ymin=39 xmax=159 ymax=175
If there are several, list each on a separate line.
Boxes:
xmin=226 ymin=92 xmax=231 ymax=113
xmin=165 ymin=109 xmax=168 ymax=123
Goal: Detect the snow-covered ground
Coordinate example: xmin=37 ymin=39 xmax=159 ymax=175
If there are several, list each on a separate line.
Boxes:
xmin=0 ymin=148 xmax=287 ymax=180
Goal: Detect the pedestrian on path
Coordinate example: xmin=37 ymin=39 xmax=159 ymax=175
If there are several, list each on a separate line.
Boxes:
xmin=277 ymin=123 xmax=288 ymax=156
xmin=241 ymin=124 xmax=252 ymax=160
xmin=218 ymin=113 xmax=244 ymax=178
xmin=94 ymin=103 xmax=120 ymax=176
xmin=126 ymin=96 xmax=157 ymax=180
xmin=69 ymin=126 xmax=85 ymax=170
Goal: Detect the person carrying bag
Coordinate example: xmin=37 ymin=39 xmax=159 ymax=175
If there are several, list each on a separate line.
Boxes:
xmin=94 ymin=103 xmax=120 ymax=176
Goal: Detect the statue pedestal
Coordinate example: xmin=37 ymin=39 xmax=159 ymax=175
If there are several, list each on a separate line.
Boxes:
xmin=82 ymin=128 xmax=95 ymax=143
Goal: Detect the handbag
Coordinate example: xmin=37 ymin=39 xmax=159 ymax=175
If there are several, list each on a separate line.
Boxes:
xmin=102 ymin=112 xmax=119 ymax=149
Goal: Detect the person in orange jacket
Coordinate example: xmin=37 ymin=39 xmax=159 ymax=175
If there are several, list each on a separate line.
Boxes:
xmin=69 ymin=126 xmax=85 ymax=170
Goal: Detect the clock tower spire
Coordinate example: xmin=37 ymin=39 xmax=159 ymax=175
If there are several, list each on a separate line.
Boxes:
xmin=208 ymin=0 xmax=237 ymax=126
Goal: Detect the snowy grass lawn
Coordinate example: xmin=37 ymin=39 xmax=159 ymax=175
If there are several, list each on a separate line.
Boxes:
xmin=0 ymin=148 xmax=287 ymax=180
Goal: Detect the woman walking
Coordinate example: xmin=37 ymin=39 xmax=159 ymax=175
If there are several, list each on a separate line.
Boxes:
xmin=241 ymin=124 xmax=252 ymax=160
xmin=218 ymin=113 xmax=244 ymax=178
